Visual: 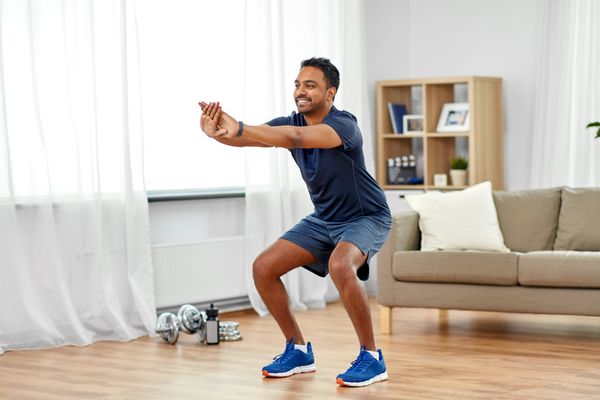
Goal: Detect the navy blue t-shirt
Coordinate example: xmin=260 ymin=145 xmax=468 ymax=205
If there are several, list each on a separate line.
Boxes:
xmin=266 ymin=106 xmax=390 ymax=222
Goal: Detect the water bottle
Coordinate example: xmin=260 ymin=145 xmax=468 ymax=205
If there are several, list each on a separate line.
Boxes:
xmin=206 ymin=303 xmax=219 ymax=345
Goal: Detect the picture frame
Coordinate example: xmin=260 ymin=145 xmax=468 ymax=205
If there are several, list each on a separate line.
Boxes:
xmin=402 ymin=115 xmax=424 ymax=134
xmin=433 ymin=173 xmax=448 ymax=187
xmin=436 ymin=103 xmax=470 ymax=132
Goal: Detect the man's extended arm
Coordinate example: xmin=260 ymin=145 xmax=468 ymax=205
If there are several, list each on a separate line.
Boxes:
xmin=201 ymin=101 xmax=342 ymax=149
xmin=198 ymin=102 xmax=267 ymax=148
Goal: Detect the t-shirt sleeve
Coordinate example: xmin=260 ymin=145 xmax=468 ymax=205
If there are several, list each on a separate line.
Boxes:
xmin=322 ymin=111 xmax=361 ymax=150
xmin=265 ymin=116 xmax=291 ymax=126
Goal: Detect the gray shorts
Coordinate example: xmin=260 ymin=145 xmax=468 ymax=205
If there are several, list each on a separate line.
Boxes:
xmin=280 ymin=213 xmax=391 ymax=281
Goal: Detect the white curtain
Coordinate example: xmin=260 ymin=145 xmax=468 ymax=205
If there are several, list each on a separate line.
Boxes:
xmin=0 ymin=0 xmax=156 ymax=352
xmin=530 ymin=0 xmax=600 ymax=187
xmin=242 ymin=0 xmax=372 ymax=316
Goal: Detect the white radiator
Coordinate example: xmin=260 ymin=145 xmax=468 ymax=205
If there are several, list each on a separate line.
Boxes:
xmin=152 ymin=236 xmax=247 ymax=309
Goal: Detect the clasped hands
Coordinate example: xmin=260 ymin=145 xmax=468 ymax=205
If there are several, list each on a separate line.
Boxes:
xmin=198 ymin=101 xmax=239 ymax=139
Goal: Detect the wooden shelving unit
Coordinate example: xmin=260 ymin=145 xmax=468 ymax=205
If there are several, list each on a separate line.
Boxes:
xmin=376 ymin=76 xmax=504 ymax=191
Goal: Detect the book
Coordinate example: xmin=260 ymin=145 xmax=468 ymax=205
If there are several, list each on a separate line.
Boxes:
xmin=387 ymin=103 xmax=407 ymax=133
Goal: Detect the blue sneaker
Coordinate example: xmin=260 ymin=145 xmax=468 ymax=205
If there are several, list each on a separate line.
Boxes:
xmin=262 ymin=338 xmax=316 ymax=377
xmin=336 ymin=347 xmax=388 ymax=387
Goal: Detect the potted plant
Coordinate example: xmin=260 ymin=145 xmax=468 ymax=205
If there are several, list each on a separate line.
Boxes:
xmin=450 ymin=156 xmax=468 ymax=186
xmin=587 ymin=122 xmax=600 ymax=139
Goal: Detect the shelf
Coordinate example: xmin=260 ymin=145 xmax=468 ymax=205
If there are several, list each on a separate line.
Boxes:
xmin=382 ymin=133 xmax=425 ymax=139
xmin=383 ymin=184 xmax=469 ymax=191
xmin=383 ymin=185 xmax=425 ymax=190
xmin=376 ymin=76 xmax=504 ymax=192
xmin=425 ymin=132 xmax=470 ymax=138
xmin=426 ymin=185 xmax=468 ymax=190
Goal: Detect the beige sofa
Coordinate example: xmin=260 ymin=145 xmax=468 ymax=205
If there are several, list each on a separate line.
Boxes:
xmin=377 ymin=186 xmax=600 ymax=334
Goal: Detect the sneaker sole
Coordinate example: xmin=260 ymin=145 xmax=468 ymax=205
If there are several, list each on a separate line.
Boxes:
xmin=336 ymin=371 xmax=388 ymax=387
xmin=262 ymin=364 xmax=316 ymax=378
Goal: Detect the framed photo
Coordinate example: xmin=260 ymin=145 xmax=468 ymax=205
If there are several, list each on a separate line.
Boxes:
xmin=437 ymin=103 xmax=470 ymax=132
xmin=433 ymin=173 xmax=448 ymax=187
xmin=402 ymin=115 xmax=424 ymax=134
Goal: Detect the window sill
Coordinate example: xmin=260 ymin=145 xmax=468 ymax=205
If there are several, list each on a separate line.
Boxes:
xmin=147 ymin=187 xmax=245 ymax=202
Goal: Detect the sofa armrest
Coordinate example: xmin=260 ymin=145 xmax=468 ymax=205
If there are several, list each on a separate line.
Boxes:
xmin=377 ymin=211 xmax=420 ymax=305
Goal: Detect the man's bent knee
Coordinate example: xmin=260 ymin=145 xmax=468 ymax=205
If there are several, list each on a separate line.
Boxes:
xmin=253 ymin=251 xmax=290 ymax=282
xmin=328 ymin=258 xmax=355 ymax=285
xmin=252 ymin=255 xmax=273 ymax=283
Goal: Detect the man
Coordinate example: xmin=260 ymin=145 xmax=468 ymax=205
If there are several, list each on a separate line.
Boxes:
xmin=199 ymin=57 xmax=391 ymax=387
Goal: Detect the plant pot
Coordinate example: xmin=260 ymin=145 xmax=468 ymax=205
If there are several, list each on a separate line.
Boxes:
xmin=450 ymin=169 xmax=467 ymax=186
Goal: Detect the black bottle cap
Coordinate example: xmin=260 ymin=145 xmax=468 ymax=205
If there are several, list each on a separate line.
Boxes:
xmin=206 ymin=303 xmax=219 ymax=318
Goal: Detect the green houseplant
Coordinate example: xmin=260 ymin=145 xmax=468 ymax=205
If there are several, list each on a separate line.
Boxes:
xmin=449 ymin=156 xmax=468 ymax=186
xmin=587 ymin=122 xmax=600 ymax=139
xmin=450 ymin=156 xmax=468 ymax=170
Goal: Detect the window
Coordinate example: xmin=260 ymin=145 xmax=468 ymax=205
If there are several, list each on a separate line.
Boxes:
xmin=1 ymin=0 xmax=343 ymax=197
xmin=136 ymin=0 xmax=247 ymax=191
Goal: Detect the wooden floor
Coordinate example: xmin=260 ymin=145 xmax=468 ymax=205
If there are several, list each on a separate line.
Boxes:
xmin=2 ymin=299 xmax=600 ymax=399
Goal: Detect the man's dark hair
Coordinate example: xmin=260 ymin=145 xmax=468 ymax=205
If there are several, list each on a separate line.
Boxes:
xmin=300 ymin=57 xmax=340 ymax=90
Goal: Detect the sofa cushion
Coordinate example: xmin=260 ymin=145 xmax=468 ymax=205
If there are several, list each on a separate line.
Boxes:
xmin=493 ymin=187 xmax=561 ymax=252
xmin=518 ymin=251 xmax=600 ymax=288
xmin=405 ymin=182 xmax=509 ymax=252
xmin=392 ymin=250 xmax=519 ymax=286
xmin=554 ymin=187 xmax=600 ymax=251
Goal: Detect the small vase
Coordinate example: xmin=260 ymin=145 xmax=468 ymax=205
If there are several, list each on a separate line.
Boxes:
xmin=450 ymin=169 xmax=467 ymax=186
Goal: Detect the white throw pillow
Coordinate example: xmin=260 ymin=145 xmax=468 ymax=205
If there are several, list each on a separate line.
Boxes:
xmin=405 ymin=181 xmax=510 ymax=252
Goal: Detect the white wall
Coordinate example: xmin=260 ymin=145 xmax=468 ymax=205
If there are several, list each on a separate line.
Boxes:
xmin=149 ymin=198 xmax=246 ymax=308
xmin=365 ymin=0 xmax=411 ymax=158
xmin=149 ymin=198 xmax=244 ymax=244
xmin=365 ymin=0 xmax=544 ymax=190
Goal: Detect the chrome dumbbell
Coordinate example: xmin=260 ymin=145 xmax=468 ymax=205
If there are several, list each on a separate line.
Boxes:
xmin=155 ymin=312 xmax=180 ymax=345
xmin=177 ymin=304 xmax=207 ymax=343
xmin=155 ymin=304 xmax=207 ymax=345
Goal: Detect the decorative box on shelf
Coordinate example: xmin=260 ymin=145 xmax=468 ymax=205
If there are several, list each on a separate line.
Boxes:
xmin=387 ymin=155 xmax=417 ymax=185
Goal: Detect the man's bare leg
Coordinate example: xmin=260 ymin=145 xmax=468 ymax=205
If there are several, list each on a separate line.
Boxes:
xmin=328 ymin=241 xmax=376 ymax=351
xmin=253 ymin=239 xmax=317 ymax=345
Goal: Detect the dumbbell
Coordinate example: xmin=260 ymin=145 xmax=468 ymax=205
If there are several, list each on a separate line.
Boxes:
xmin=155 ymin=312 xmax=180 ymax=345
xmin=155 ymin=304 xmax=207 ymax=344
xmin=177 ymin=304 xmax=207 ymax=343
